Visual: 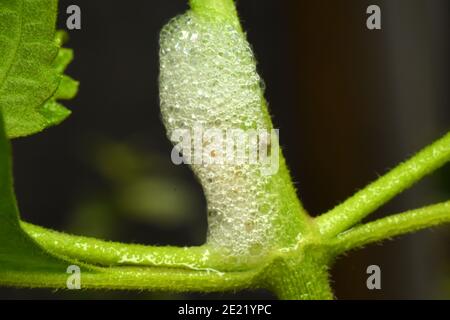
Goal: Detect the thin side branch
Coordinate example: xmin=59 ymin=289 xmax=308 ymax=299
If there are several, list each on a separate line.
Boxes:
xmin=316 ymin=131 xmax=450 ymax=237
xmin=331 ymin=201 xmax=450 ymax=255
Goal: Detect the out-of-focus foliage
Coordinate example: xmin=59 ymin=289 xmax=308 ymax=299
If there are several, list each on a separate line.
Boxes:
xmin=67 ymin=141 xmax=203 ymax=239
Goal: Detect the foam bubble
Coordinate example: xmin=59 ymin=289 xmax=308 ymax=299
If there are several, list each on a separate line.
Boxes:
xmin=159 ymin=12 xmax=277 ymax=258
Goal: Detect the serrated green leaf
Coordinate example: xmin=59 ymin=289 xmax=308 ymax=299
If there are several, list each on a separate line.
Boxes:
xmin=0 ymin=0 xmax=82 ymax=286
xmin=0 ymin=0 xmax=78 ymax=138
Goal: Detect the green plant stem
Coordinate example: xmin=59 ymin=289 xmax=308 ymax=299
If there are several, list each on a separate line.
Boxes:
xmin=22 ymin=222 xmax=257 ymax=272
xmin=189 ymin=0 xmax=241 ymax=30
xmin=316 ymin=131 xmax=450 ymax=238
xmin=3 ymin=0 xmax=448 ymax=300
xmin=263 ymin=250 xmax=333 ymax=300
xmin=186 ymin=0 xmax=328 ymax=300
xmin=1 ymin=264 xmax=261 ymax=292
xmin=331 ymin=201 xmax=450 ymax=255
xmin=187 ymin=0 xmax=313 ymax=246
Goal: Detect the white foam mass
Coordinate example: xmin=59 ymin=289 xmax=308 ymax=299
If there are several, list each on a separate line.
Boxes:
xmin=159 ymin=12 xmax=278 ymax=257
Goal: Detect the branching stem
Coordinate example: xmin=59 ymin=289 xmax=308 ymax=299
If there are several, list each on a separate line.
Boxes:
xmin=316 ymin=131 xmax=450 ymax=237
xmin=331 ymin=201 xmax=450 ymax=255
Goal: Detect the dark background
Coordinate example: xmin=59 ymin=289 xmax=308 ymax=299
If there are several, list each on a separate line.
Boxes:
xmin=2 ymin=0 xmax=449 ymax=299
